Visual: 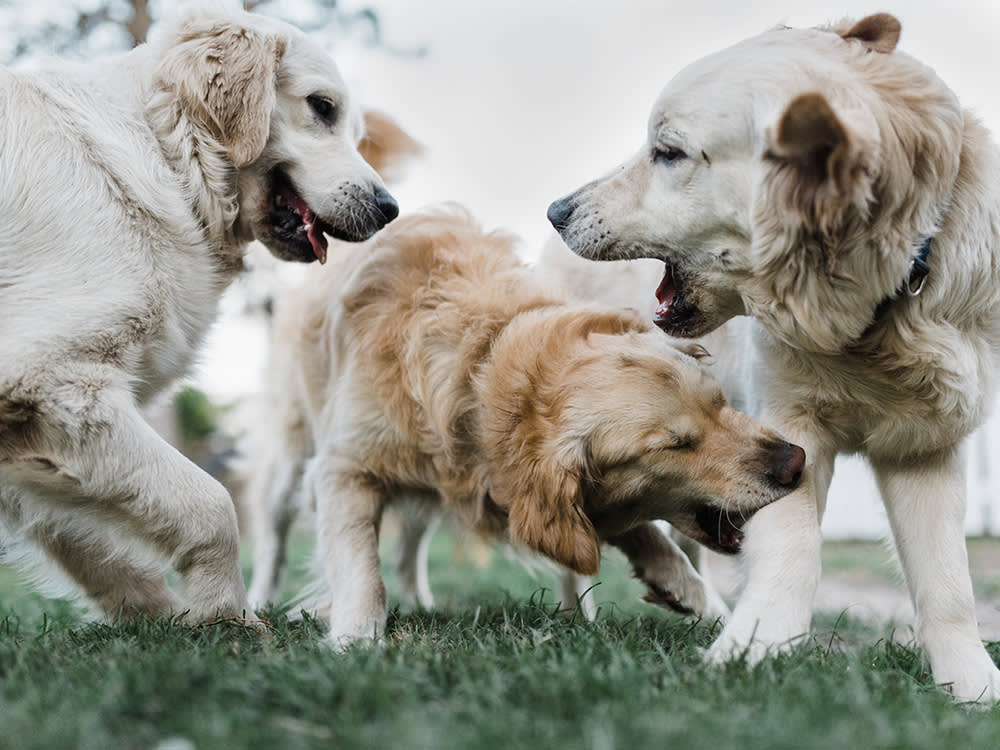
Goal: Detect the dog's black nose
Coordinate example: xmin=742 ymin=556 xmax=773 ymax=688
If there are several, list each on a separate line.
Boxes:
xmin=768 ymin=442 xmax=806 ymax=488
xmin=373 ymin=185 xmax=399 ymax=224
xmin=547 ymin=196 xmax=576 ymax=232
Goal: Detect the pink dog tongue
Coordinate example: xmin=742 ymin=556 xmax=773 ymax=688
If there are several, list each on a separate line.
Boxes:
xmin=306 ymin=221 xmax=329 ymax=265
xmin=287 ymin=191 xmax=329 ymax=264
xmin=654 ymin=264 xmax=676 ymax=319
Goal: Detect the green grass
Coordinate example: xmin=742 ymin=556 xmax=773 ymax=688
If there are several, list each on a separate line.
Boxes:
xmin=1 ymin=534 xmax=999 ymax=750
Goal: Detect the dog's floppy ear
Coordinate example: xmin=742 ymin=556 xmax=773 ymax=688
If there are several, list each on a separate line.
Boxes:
xmin=358 ymin=111 xmax=423 ymax=185
xmin=494 ymin=442 xmax=601 ymax=576
xmin=154 ymin=17 xmax=286 ymax=166
xmin=764 ymin=92 xmax=878 ymax=232
xmin=838 ymin=13 xmax=901 ymax=54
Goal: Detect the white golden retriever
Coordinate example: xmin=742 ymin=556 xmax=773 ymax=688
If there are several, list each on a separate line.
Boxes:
xmin=549 ymin=14 xmax=1000 ymax=701
xmin=246 ymin=209 xmax=804 ymax=646
xmin=0 ymin=8 xmax=398 ymax=623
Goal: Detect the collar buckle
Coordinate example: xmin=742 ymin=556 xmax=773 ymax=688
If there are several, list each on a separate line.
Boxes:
xmin=907 ymin=255 xmax=931 ymax=296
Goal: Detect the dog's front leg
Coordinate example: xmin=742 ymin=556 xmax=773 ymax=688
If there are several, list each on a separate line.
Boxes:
xmin=706 ymin=431 xmax=836 ymax=664
xmin=29 ymin=517 xmax=183 ymax=621
xmin=609 ymin=521 xmax=727 ymax=621
xmin=309 ymin=455 xmax=387 ymax=648
xmin=6 ymin=384 xmax=249 ymax=623
xmin=874 ymin=446 xmax=1000 ymax=703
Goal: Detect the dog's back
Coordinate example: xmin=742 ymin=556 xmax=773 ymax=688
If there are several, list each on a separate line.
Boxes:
xmin=271 ymin=210 xmax=561 ymax=514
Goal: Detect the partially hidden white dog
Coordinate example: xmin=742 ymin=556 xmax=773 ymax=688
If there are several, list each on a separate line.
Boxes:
xmin=0 ymin=7 xmax=398 ymax=623
xmin=548 ymin=14 xmax=1000 ymax=701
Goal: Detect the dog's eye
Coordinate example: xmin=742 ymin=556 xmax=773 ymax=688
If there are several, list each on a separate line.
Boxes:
xmin=307 ymin=95 xmax=337 ymax=125
xmin=654 ymin=147 xmax=688 ymax=164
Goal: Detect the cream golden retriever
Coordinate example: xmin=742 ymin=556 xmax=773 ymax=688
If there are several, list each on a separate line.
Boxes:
xmin=548 ymin=14 xmax=1000 ymax=701
xmin=0 ymin=7 xmax=399 ymax=623
xmin=245 ymin=208 xmax=804 ymax=646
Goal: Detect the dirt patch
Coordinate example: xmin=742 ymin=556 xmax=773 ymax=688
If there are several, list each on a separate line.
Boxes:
xmin=707 ymin=538 xmax=1000 ymax=640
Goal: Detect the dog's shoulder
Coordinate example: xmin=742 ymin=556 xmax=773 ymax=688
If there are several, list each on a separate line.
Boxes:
xmin=338 ymin=210 xmax=532 ymax=319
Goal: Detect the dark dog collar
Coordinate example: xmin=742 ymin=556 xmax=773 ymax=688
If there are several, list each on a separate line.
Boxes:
xmin=865 ymin=235 xmax=932 ymax=333
xmin=904 ymin=235 xmax=932 ymax=297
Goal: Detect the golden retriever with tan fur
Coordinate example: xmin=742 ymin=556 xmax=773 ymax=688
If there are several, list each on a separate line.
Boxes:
xmin=548 ymin=13 xmax=1000 ymax=701
xmin=246 ymin=208 xmax=804 ymax=646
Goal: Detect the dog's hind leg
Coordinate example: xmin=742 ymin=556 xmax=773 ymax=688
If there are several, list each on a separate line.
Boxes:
xmin=874 ymin=447 xmax=1000 ymax=703
xmin=609 ymin=521 xmax=728 ymax=620
xmin=4 ymin=378 xmax=250 ymax=623
xmin=246 ymin=446 xmax=308 ymax=611
xmin=309 ymin=454 xmax=387 ymax=648
xmin=394 ymin=501 xmax=439 ymax=610
xmin=558 ymin=570 xmax=596 ymax=620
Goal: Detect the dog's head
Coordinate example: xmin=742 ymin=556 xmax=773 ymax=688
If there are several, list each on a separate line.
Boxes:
xmin=146 ymin=10 xmax=404 ymax=264
xmin=549 ymin=14 xmax=964 ymax=351
xmin=483 ymin=308 xmax=804 ymax=575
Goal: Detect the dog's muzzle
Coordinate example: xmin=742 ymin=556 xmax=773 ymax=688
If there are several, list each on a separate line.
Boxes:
xmin=547 ymin=196 xmax=576 ymax=233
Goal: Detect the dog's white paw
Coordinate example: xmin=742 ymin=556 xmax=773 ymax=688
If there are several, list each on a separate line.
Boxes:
xmin=182 ymin=591 xmax=252 ymax=625
xmin=936 ymin=655 xmax=1000 ymax=704
xmin=703 ymin=632 xmax=771 ymax=666
xmin=325 ymin=615 xmax=382 ymax=652
xmin=701 ymin=586 xmax=731 ymax=623
xmin=704 ymin=612 xmax=811 ymax=666
xmin=246 ymin=582 xmax=274 ymax=614
xmin=326 ymin=630 xmax=383 ymax=653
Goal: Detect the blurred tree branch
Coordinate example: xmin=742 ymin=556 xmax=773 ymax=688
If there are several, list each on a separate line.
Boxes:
xmin=1 ymin=0 xmax=423 ymax=64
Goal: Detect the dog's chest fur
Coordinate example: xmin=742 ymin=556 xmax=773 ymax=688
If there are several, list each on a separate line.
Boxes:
xmin=759 ymin=313 xmax=996 ymax=460
xmin=1 ymin=67 xmax=242 ymax=406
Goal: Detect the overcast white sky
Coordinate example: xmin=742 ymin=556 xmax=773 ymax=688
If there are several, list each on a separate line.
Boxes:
xmin=337 ymin=0 xmax=1000 ymax=255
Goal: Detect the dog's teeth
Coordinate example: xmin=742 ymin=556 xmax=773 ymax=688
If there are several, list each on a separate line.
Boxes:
xmin=275 ymin=194 xmax=286 ymax=208
xmin=304 ymin=222 xmax=312 ymax=232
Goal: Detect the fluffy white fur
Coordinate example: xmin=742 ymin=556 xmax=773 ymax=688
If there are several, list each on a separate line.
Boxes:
xmin=0 ymin=7 xmax=397 ymax=623
xmin=549 ymin=14 xmax=1000 ymax=702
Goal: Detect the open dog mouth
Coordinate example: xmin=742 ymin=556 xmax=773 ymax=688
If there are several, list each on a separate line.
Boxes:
xmin=653 ymin=261 xmax=701 ymax=335
xmin=695 ymin=506 xmax=746 ymax=554
xmin=654 ymin=262 xmax=677 ymax=322
xmin=268 ymin=170 xmax=334 ymax=264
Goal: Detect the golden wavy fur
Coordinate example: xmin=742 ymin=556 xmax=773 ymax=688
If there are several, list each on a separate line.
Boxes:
xmin=246 ymin=208 xmax=804 ymax=645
